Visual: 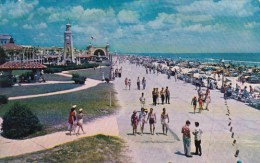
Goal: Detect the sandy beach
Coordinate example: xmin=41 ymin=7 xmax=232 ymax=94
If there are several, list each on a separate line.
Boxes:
xmin=113 ymin=59 xmax=260 ymax=163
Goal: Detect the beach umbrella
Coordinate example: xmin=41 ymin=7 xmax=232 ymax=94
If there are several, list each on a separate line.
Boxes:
xmin=254 ymin=86 xmax=260 ymax=93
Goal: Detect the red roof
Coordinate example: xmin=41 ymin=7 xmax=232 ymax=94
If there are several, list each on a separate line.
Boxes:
xmin=0 ymin=62 xmax=47 ymax=70
xmin=1 ymin=43 xmax=23 ymax=51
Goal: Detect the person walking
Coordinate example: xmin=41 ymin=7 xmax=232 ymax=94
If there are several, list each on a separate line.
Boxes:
xmin=142 ymin=77 xmax=146 ymax=90
xmin=76 ymin=108 xmax=85 ymax=135
xmin=128 ymin=79 xmax=131 ymax=90
xmin=147 ymin=108 xmax=156 ymax=135
xmin=139 ymin=92 xmax=146 ymax=108
xmin=165 ymin=86 xmax=170 ymax=104
xmin=125 ymin=78 xmax=128 ymax=89
xmin=191 ymin=96 xmax=197 ymax=114
xmin=182 ymin=120 xmax=192 ymax=157
xmin=68 ymin=105 xmax=77 ymax=135
xmin=152 ymin=88 xmax=157 ymax=106
xmin=156 ymin=88 xmax=159 ymax=105
xmin=137 ymin=77 xmax=140 ymax=90
xmin=139 ymin=107 xmax=147 ymax=135
xmin=131 ymin=110 xmax=138 ymax=135
xmin=192 ymin=122 xmax=203 ymax=156
xmin=205 ymin=95 xmax=211 ymax=111
xmin=160 ymin=87 xmax=165 ymax=104
xmin=161 ymin=108 xmax=169 ymax=135
xmin=198 ymin=97 xmax=203 ymax=113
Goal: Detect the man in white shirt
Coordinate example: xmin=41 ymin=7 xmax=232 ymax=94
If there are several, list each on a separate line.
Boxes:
xmin=192 ymin=122 xmax=203 ymax=156
xmin=139 ymin=92 xmax=145 ymax=108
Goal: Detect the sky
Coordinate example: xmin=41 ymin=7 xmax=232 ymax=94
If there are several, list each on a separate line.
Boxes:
xmin=0 ymin=0 xmax=259 ymax=53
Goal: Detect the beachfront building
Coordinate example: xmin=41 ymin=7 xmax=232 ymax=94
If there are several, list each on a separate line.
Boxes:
xmin=75 ymin=43 xmax=110 ymax=64
xmin=0 ymin=37 xmax=23 ymax=62
xmin=63 ymin=21 xmax=74 ymax=64
xmin=0 ymin=34 xmax=11 ymax=46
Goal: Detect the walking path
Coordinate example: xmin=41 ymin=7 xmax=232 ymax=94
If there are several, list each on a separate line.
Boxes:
xmin=0 ymin=115 xmax=119 ymax=158
xmin=9 ymin=78 xmax=102 ymax=100
xmin=114 ymin=61 xmax=260 ymax=163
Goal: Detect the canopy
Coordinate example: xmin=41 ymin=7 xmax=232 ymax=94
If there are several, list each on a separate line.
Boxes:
xmin=1 ymin=43 xmax=23 ymax=51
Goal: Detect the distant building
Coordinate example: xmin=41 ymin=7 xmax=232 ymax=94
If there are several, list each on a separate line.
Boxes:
xmin=0 ymin=34 xmax=11 ymax=45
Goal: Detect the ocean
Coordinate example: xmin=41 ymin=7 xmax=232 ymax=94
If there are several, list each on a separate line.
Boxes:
xmin=122 ymin=53 xmax=260 ymax=67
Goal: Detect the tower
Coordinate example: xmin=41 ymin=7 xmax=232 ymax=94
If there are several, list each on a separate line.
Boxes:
xmin=64 ymin=21 xmax=74 ymax=63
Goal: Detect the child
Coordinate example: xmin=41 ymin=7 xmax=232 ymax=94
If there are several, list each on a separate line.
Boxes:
xmin=131 ymin=110 xmax=138 ymax=135
xmin=198 ymin=97 xmax=203 ymax=113
xmin=191 ymin=96 xmax=197 ymax=114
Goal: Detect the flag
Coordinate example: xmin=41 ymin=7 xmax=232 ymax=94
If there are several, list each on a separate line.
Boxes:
xmin=91 ymin=36 xmax=96 ymax=41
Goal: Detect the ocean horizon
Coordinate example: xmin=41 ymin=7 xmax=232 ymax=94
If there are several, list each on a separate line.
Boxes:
xmin=119 ymin=53 xmax=260 ymax=67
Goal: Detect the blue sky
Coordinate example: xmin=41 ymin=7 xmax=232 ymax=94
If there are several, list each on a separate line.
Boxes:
xmin=0 ymin=0 xmax=259 ymax=53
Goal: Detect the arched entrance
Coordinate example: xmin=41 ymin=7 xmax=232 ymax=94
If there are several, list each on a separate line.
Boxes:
xmin=94 ymin=49 xmax=105 ymax=56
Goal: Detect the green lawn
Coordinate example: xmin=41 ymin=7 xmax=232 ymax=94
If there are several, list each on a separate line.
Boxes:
xmin=44 ymin=73 xmax=71 ymax=81
xmin=0 ymin=134 xmax=130 ymax=163
xmin=0 ymin=83 xmax=80 ymax=97
xmin=0 ymin=83 xmax=118 ymax=134
xmin=68 ymin=66 xmax=111 ymax=81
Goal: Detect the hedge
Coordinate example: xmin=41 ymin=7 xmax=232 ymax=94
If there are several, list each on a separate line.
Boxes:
xmin=44 ymin=63 xmax=98 ymax=74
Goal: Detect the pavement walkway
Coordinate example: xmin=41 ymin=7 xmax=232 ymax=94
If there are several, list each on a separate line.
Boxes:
xmin=9 ymin=78 xmax=102 ymax=100
xmin=113 ymin=61 xmax=260 ymax=163
xmin=0 ymin=115 xmax=119 ymax=158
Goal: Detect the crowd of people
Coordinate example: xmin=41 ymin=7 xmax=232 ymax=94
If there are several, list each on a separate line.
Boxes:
xmin=131 ymin=107 xmax=170 ymax=136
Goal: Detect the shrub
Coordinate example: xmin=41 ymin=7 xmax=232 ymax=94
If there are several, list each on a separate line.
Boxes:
xmin=19 ymin=71 xmax=34 ymax=83
xmin=1 ymin=103 xmax=42 ymax=139
xmin=0 ymin=95 xmax=8 ymax=104
xmin=44 ymin=63 xmax=99 ymax=74
xmin=72 ymin=73 xmax=86 ymax=84
xmin=0 ymin=76 xmax=13 ymax=87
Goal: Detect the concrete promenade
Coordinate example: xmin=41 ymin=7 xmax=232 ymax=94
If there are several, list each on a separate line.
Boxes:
xmin=114 ymin=61 xmax=260 ymax=163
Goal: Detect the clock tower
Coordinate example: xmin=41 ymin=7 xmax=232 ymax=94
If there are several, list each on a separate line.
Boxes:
xmin=63 ymin=21 xmax=74 ymax=63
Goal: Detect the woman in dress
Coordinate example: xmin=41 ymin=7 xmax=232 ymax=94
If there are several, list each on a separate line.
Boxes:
xmin=68 ymin=105 xmax=77 ymax=135
xmin=147 ymin=108 xmax=156 ymax=135
xmin=76 ymin=108 xmax=85 ymax=135
xmin=161 ymin=108 xmax=170 ymax=135
xmin=131 ymin=110 xmax=138 ymax=135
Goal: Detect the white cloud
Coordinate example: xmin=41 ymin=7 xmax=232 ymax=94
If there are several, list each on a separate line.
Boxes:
xmin=35 ymin=22 xmax=48 ymax=29
xmin=131 ymin=25 xmax=145 ymax=32
xmin=47 ymin=6 xmax=114 ymax=23
xmin=22 ymin=24 xmax=33 ymax=29
xmin=117 ymin=10 xmax=139 ymax=24
xmin=0 ymin=19 xmax=8 ymax=25
xmin=245 ymin=22 xmax=260 ymax=29
xmin=177 ymin=0 xmax=258 ymax=17
xmin=183 ymin=24 xmax=213 ymax=32
xmin=12 ymin=23 xmax=18 ymax=27
xmin=0 ymin=0 xmax=39 ymax=18
xmin=27 ymin=13 xmax=34 ymax=21
xmin=38 ymin=33 xmax=45 ymax=37
xmin=147 ymin=13 xmax=168 ymax=29
xmin=73 ymin=25 xmax=86 ymax=33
